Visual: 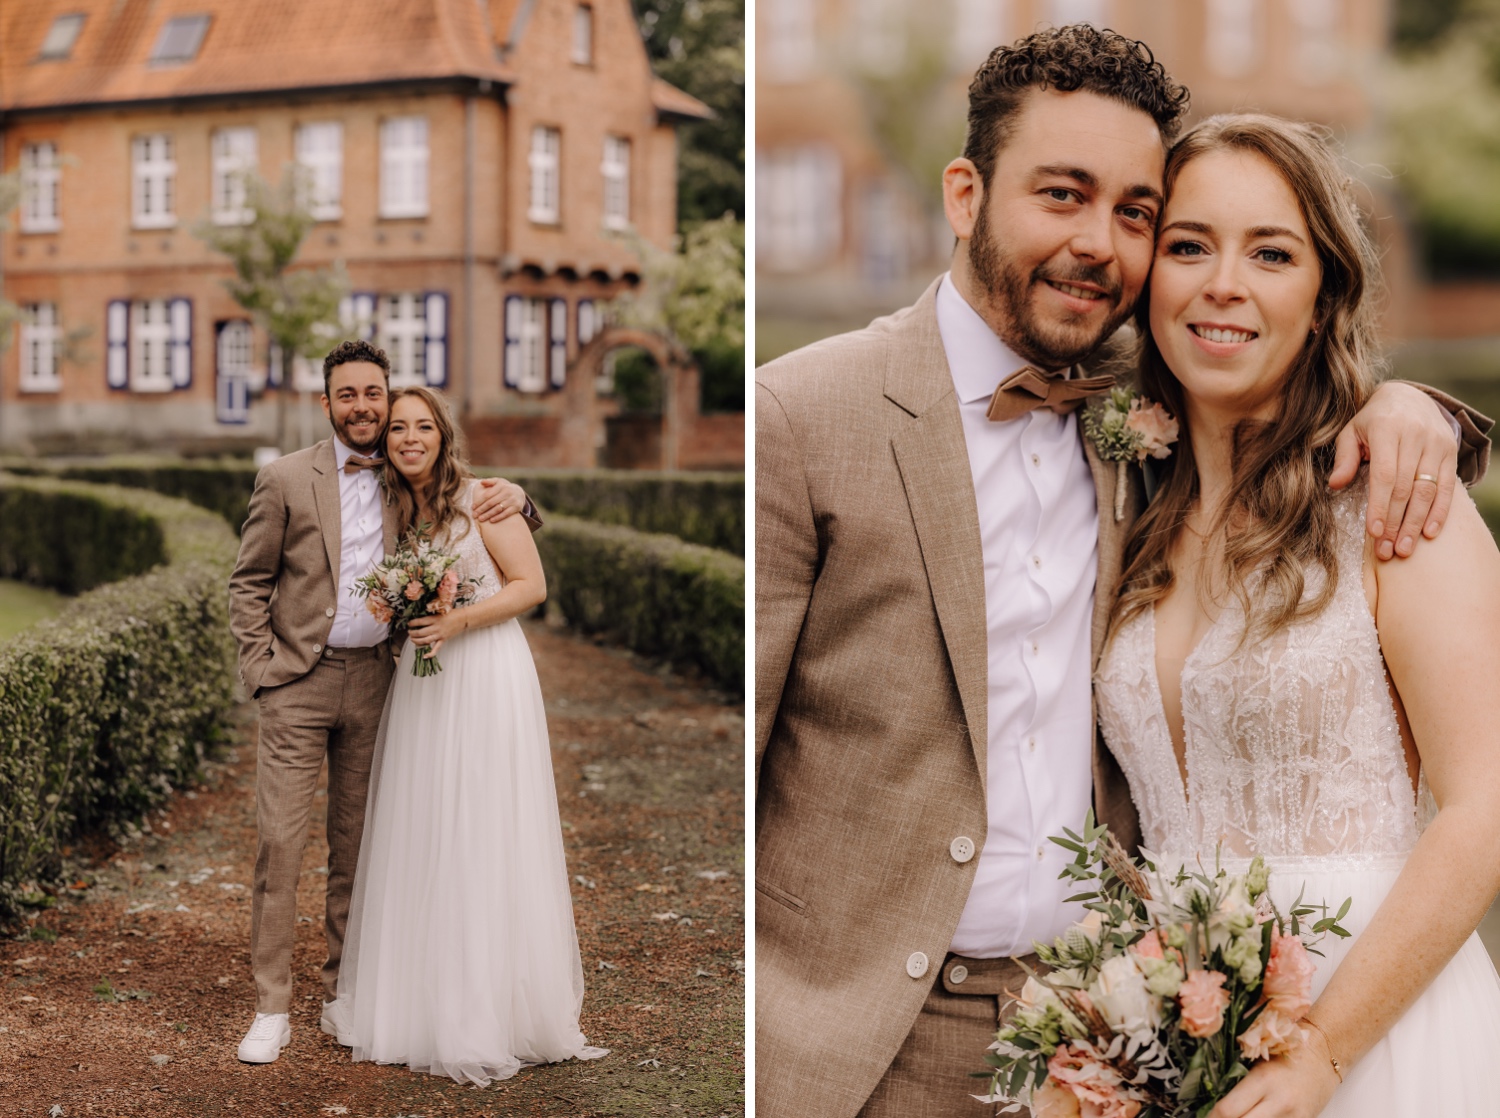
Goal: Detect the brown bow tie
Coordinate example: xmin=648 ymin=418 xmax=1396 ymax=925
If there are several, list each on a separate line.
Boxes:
xmin=343 ymin=454 xmax=382 ymax=474
xmin=985 ymin=365 xmax=1116 ymax=422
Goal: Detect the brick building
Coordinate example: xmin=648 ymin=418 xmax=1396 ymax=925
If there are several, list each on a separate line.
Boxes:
xmin=0 ymin=0 xmax=718 ymax=466
xmin=754 ymin=0 xmax=1430 ymax=352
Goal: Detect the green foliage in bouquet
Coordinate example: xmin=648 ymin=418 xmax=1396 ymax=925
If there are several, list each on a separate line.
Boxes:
xmin=978 ymin=811 xmax=1351 ymax=1118
xmin=0 ymin=477 xmax=237 ymax=921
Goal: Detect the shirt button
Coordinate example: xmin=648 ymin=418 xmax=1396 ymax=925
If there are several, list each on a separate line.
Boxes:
xmin=906 ymin=952 xmax=929 ymax=979
xmin=1028 ymin=737 xmax=1037 ymax=753
xmin=949 ymin=964 xmax=969 ymax=985
xmin=1031 ymin=642 xmax=1040 ymax=656
xmin=949 ymin=836 xmax=975 ymax=864
xmin=1036 ymin=845 xmax=1046 ymax=861
xmin=1032 ymin=555 xmax=1042 ymax=569
xmin=1031 ymin=453 xmax=1041 ymax=466
xmin=325 ymin=607 xmax=335 ymax=618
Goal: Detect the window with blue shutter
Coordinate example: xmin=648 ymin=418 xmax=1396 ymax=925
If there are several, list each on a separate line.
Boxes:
xmin=577 ymin=298 xmax=598 ymax=347
xmin=423 ymin=292 xmax=448 ymax=387
xmin=169 ymin=297 xmax=192 ymax=388
xmin=215 ymin=319 xmax=251 ymax=424
xmin=549 ymin=298 xmax=567 ymax=389
xmin=106 ymin=299 xmax=129 ymax=389
xmin=503 ymin=295 xmax=522 ymax=388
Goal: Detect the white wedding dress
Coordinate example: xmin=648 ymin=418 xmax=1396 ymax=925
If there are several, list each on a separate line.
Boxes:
xmin=332 ymin=481 xmax=607 ymax=1085
xmin=1095 ymin=476 xmax=1500 ymax=1115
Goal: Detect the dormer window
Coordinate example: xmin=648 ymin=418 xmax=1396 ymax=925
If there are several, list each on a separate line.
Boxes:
xmin=38 ymin=13 xmax=85 ymax=61
xmin=150 ymin=14 xmax=211 ymax=65
xmin=572 ymin=4 xmax=593 ymax=65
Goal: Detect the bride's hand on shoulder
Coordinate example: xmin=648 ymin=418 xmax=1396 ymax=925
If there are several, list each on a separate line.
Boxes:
xmin=1330 ymin=381 xmax=1460 ymax=561
xmin=1208 ymin=1036 xmax=1341 ymax=1118
xmin=407 ymin=610 xmax=467 ymax=659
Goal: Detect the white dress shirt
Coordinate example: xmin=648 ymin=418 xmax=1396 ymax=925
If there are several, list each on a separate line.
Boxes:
xmin=327 ymin=437 xmax=390 ymax=648
xmin=936 ymin=275 xmax=1099 ymax=958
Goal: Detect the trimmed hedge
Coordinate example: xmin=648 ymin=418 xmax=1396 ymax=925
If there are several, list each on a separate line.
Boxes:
xmin=482 ymin=469 xmax=744 ymax=555
xmin=537 ymin=515 xmax=744 ymax=693
xmin=0 ymin=476 xmax=238 ymax=916
xmin=1 ymin=458 xmax=745 ymax=554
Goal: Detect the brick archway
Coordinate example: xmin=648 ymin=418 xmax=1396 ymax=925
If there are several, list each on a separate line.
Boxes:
xmin=569 ymin=325 xmax=697 ymax=470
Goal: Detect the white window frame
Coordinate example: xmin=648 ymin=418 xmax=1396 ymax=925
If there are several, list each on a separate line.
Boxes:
xmin=294 ymin=121 xmax=343 ymax=221
xmin=764 ymin=0 xmax=816 ymax=83
xmin=131 ymin=300 xmax=174 ymax=392
xmin=379 ymin=293 xmax=427 ymax=388
xmin=601 ymin=135 xmax=630 ymax=231
xmin=19 ymin=303 xmax=61 ymax=393
xmin=132 ymin=133 xmax=176 ymax=229
xmin=19 ymin=142 xmax=61 ymax=233
xmin=211 ymin=126 xmax=257 ymax=225
xmin=379 ymin=116 xmax=429 ymax=219
xmin=573 ymin=4 xmax=593 ymax=65
xmin=216 ymin=319 xmax=254 ymax=423
xmin=757 ymin=145 xmax=843 ymax=273
xmin=528 ymin=126 xmax=561 ymax=225
xmin=505 ymin=297 xmax=548 ymax=393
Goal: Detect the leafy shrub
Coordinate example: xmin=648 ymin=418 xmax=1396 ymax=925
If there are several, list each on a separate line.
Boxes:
xmin=0 ymin=476 xmax=238 ymax=918
xmin=2 ymin=457 xmax=746 ymax=554
xmin=536 ymin=515 xmax=743 ymax=693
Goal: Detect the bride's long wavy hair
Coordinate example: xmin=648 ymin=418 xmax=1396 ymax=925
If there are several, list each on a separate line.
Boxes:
xmin=384 ymin=386 xmax=473 ymax=543
xmin=1108 ymin=114 xmax=1384 ymax=646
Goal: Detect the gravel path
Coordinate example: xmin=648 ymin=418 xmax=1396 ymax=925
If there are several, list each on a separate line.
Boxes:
xmin=0 ymin=620 xmax=745 ymax=1118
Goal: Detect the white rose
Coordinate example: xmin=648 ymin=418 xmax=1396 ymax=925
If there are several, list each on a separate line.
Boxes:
xmin=382 ymin=568 xmax=405 ymax=594
xmin=1208 ymin=877 xmax=1256 ymax=952
xmin=1019 ymin=975 xmax=1061 ymax=1011
xmin=1089 ymin=954 xmax=1160 ymax=1036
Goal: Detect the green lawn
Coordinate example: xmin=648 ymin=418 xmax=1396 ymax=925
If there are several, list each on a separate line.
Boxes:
xmin=0 ymin=578 xmax=68 ymax=642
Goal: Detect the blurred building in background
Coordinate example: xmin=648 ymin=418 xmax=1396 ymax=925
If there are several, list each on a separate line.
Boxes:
xmin=0 ymin=0 xmax=724 ymax=467
xmin=756 ymin=0 xmax=1500 ymax=375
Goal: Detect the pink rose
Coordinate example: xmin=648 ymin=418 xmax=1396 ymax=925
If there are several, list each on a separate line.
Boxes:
xmin=1237 ymin=1007 xmax=1303 ymax=1062
xmin=366 ymin=597 xmax=393 ymax=624
xmin=1124 ymin=400 xmax=1178 ymax=460
xmin=1033 ymin=1079 xmax=1082 ymax=1118
xmin=404 ymin=580 xmax=424 ymax=601
xmin=437 ymin=569 xmax=459 ymax=607
xmin=1047 ymin=1045 xmax=1143 ymax=1118
xmin=1131 ymin=929 xmax=1164 ymax=960
xmin=1177 ymin=969 xmax=1230 ymax=1038
xmin=1263 ymin=928 xmax=1314 ymax=1020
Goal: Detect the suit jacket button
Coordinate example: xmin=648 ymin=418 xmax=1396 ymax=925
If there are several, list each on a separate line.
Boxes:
xmin=950 ymin=836 xmax=976 ymax=863
xmin=906 ymin=952 xmax=929 ymax=979
xmin=325 ymin=607 xmax=335 ymax=618
xmin=949 ymin=964 xmax=969 ymax=985
xmin=313 ymin=643 xmax=323 ymax=653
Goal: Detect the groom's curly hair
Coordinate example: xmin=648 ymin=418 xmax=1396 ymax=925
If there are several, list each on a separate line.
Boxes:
xmin=322 ymin=338 xmax=390 ymax=397
xmin=964 ymin=25 xmax=1190 ymax=185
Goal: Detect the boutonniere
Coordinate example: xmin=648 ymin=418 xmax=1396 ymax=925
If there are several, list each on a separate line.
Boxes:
xmin=374 ymin=460 xmax=393 ymax=506
xmin=1082 ymin=386 xmax=1179 ymax=521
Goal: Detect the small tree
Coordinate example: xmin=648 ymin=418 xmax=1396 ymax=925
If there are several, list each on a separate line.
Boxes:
xmin=195 ymin=169 xmax=348 ymax=451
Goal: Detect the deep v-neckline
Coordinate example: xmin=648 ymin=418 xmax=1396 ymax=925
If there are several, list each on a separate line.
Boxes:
xmin=1147 ymin=601 xmax=1224 ymax=810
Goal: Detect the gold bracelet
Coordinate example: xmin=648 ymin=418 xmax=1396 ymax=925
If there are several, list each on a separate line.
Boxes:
xmin=1302 ymin=1017 xmax=1344 ymax=1083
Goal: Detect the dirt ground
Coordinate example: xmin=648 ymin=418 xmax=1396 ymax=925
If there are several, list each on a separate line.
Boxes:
xmin=0 ymin=620 xmax=745 ymax=1118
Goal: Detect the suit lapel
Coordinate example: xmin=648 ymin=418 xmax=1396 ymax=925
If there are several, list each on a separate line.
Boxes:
xmin=312 ymin=439 xmax=342 ymax=588
xmin=1085 ymin=437 xmax=1140 ymax=669
xmin=885 ymin=281 xmax=990 ymax=791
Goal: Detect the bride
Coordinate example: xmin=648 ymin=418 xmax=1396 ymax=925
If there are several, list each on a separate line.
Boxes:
xmin=1094 ymin=114 xmax=1500 ymax=1116
xmin=327 ymin=386 xmax=607 ymax=1084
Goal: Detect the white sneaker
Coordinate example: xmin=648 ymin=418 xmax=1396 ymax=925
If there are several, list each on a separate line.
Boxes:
xmin=237 ymin=1012 xmax=290 ymax=1063
xmin=320 ymin=999 xmax=355 ymax=1046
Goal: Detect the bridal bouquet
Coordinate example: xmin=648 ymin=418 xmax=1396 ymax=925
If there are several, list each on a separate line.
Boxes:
xmin=976 ymin=813 xmax=1351 ymax=1118
xmin=352 ymin=529 xmax=484 ymax=677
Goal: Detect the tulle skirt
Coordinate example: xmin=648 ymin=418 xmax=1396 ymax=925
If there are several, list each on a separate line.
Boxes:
xmin=332 ymin=620 xmax=607 ymax=1085
xmin=1259 ymin=856 xmax=1500 ymax=1117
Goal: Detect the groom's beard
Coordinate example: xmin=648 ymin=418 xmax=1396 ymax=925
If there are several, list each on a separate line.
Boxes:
xmin=968 ymin=203 xmax=1132 ymax=370
xmin=331 ymin=412 xmax=385 ymax=454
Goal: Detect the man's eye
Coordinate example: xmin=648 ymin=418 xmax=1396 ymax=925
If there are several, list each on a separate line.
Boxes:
xmin=1045 ymin=188 xmax=1076 ymax=203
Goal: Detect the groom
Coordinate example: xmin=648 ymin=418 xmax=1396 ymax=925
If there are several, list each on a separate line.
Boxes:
xmin=755 ymin=24 xmax=1490 ymax=1118
xmin=227 ymin=339 xmax=536 ymax=1063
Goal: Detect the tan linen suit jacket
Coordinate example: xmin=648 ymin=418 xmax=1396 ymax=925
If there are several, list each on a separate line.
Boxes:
xmin=228 ymin=439 xmax=397 ymax=694
xmin=753 ymin=280 xmax=1490 ymax=1118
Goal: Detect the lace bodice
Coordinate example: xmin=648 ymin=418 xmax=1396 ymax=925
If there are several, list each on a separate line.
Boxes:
xmin=432 ymin=482 xmax=502 ymax=605
xmin=1095 ymin=476 xmax=1420 ymax=864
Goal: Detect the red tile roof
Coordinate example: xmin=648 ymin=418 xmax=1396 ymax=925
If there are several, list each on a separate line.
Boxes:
xmin=0 ymin=0 xmax=515 ymax=112
xmin=651 ymin=77 xmax=712 ymax=122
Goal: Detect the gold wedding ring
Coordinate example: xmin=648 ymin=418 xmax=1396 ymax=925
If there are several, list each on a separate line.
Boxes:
xmin=1416 ymin=473 xmax=1439 ymax=484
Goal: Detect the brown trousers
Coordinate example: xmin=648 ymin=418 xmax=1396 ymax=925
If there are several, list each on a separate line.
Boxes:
xmin=859 ymin=953 xmax=1036 ymax=1118
xmin=250 ymin=643 xmax=393 ymax=1014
